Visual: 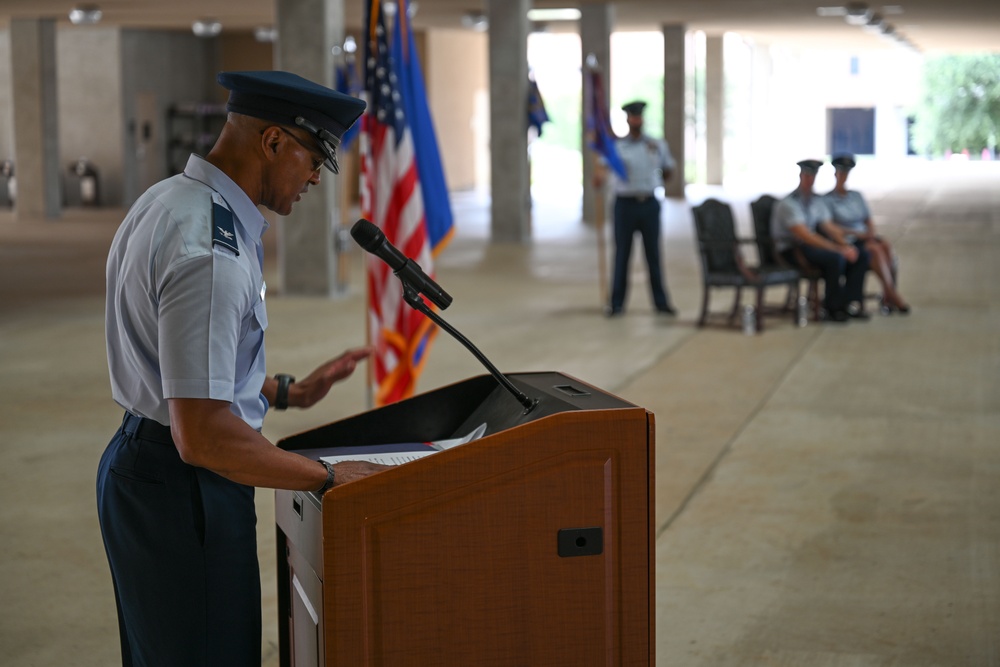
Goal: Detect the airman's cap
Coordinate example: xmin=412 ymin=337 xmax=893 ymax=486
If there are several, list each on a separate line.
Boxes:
xmin=796 ymin=159 xmax=824 ymax=175
xmin=622 ymin=100 xmax=647 ymax=116
xmin=217 ymin=70 xmax=366 ymax=174
xmin=831 ymin=154 xmax=857 ymax=171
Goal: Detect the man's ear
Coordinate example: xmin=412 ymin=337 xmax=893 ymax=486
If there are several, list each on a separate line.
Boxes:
xmin=261 ymin=126 xmax=282 ymax=157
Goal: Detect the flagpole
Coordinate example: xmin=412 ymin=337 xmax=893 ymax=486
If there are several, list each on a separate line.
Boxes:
xmin=593 ymin=154 xmax=609 ymax=306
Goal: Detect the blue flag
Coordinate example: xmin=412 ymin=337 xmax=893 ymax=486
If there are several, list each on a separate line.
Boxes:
xmin=334 ymin=55 xmax=362 ymax=150
xmin=392 ymin=3 xmax=454 ymax=254
xmin=584 ymin=66 xmax=627 ymax=179
xmin=527 ymin=74 xmax=550 ymax=136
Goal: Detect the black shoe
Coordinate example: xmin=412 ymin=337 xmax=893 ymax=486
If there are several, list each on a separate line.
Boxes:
xmin=848 ymin=310 xmax=871 ymax=321
xmin=656 ymin=305 xmax=678 ymax=316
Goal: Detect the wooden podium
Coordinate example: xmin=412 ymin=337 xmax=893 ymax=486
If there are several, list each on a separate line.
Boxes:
xmin=274 ymin=371 xmax=654 ymax=666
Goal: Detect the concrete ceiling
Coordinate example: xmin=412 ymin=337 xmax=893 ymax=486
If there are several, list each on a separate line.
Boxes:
xmin=1 ymin=0 xmax=999 ymax=53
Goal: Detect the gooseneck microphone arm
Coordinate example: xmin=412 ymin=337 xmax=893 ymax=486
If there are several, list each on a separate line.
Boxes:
xmin=399 ymin=282 xmax=538 ymax=414
xmin=351 ymin=219 xmax=538 ymax=414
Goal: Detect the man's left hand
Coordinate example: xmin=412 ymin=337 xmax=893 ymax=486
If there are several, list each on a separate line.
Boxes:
xmin=291 ymin=346 xmax=373 ymax=409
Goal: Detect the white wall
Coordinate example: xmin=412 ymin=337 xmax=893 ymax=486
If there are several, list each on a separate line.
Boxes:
xmin=426 ymin=29 xmax=488 ymax=192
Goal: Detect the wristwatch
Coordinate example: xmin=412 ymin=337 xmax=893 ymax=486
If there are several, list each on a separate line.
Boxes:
xmin=317 ymin=460 xmax=336 ymax=495
xmin=274 ymin=373 xmax=295 ymax=411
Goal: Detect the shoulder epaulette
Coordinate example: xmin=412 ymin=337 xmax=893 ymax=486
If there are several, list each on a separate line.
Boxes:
xmin=212 ymin=202 xmax=239 ymax=256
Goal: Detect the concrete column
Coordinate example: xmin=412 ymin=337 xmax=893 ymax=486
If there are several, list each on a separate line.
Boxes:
xmin=705 ymin=34 xmax=724 ymax=185
xmin=10 ymin=18 xmax=60 ymax=219
xmin=662 ymin=24 xmax=685 ymax=199
xmin=275 ymin=0 xmax=344 ymax=296
xmin=580 ymin=3 xmax=614 ymax=226
xmin=487 ymin=0 xmax=530 ymax=243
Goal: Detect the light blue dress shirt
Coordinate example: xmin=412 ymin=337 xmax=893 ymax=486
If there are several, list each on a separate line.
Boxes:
xmin=106 ymin=155 xmax=271 ymax=430
xmin=770 ymin=190 xmax=832 ymax=252
xmin=613 ymin=134 xmax=676 ymax=196
xmin=824 ymin=190 xmax=871 ymax=240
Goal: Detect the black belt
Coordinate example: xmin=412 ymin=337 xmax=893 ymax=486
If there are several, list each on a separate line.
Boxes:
xmin=121 ymin=412 xmax=174 ymax=444
xmin=617 ymin=194 xmax=654 ymax=202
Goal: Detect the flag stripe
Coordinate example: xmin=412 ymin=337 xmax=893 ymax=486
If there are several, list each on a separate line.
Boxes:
xmin=360 ymin=0 xmax=442 ymax=406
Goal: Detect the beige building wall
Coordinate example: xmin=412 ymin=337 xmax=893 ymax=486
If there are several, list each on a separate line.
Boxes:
xmin=57 ymin=26 xmax=124 ymax=206
xmin=425 ymin=29 xmax=488 ymax=192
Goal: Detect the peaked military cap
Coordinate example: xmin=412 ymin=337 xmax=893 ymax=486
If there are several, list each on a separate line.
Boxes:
xmin=796 ymin=159 xmax=824 ymax=175
xmin=217 ymin=70 xmax=366 ymax=174
xmin=831 ymin=154 xmax=857 ymax=171
xmin=622 ymin=100 xmax=647 ymax=116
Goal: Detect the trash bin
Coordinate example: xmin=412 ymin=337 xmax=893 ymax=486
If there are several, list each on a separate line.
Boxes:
xmin=0 ymin=160 xmax=14 ymax=207
xmin=67 ymin=158 xmax=100 ymax=207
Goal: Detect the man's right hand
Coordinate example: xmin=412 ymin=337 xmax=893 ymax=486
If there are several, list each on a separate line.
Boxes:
xmin=332 ymin=460 xmax=393 ymax=486
xmin=839 ymin=244 xmax=859 ymax=262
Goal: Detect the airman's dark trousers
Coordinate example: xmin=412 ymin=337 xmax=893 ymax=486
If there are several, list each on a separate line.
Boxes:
xmin=97 ymin=412 xmax=260 ymax=667
xmin=610 ymin=196 xmax=672 ymax=312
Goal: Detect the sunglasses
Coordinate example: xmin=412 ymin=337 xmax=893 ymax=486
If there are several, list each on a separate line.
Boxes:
xmin=293 ymin=116 xmax=341 ymax=174
xmin=278 ymin=127 xmax=327 ymax=173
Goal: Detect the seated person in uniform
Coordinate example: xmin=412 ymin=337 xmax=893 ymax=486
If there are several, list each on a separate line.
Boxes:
xmin=770 ymin=159 xmax=870 ymax=323
xmin=824 ymin=154 xmax=910 ymax=314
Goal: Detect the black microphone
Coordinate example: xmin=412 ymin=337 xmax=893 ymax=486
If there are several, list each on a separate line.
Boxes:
xmin=350 ymin=218 xmax=453 ymax=310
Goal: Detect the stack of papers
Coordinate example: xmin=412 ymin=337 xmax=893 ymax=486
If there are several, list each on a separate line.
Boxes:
xmin=320 ymin=423 xmax=487 ymax=467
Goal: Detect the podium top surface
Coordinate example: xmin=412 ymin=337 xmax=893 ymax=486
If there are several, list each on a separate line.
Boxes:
xmin=278 ymin=371 xmax=640 ymax=453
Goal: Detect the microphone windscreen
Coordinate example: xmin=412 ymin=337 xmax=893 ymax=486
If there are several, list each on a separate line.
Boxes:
xmin=350 ymin=219 xmax=382 ymax=252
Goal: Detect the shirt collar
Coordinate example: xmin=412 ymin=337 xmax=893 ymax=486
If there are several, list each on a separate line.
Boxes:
xmin=182 ymin=154 xmax=269 ymax=241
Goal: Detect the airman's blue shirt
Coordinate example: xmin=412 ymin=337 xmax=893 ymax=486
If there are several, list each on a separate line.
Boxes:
xmin=824 ymin=189 xmax=870 ymax=239
xmin=770 ymin=190 xmax=832 ymax=252
xmin=613 ymin=134 xmax=676 ymax=196
xmin=106 ymin=154 xmax=270 ymax=430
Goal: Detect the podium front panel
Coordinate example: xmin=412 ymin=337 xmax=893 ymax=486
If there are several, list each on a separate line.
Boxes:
xmin=275 ymin=372 xmax=654 ymax=666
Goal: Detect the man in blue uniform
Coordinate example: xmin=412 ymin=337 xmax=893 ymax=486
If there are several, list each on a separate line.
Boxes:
xmin=595 ymin=100 xmax=678 ymax=317
xmin=98 ymin=71 xmax=388 ymax=666
xmin=771 ymin=159 xmax=870 ymax=322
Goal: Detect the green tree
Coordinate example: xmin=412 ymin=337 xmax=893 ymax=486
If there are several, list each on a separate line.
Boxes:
xmin=914 ymin=54 xmax=1000 ymax=157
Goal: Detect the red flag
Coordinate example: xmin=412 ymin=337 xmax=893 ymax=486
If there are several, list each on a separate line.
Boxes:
xmin=360 ymin=0 xmax=438 ymax=406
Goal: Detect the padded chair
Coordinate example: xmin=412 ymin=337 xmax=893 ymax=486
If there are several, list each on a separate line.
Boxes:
xmin=750 ymin=194 xmax=822 ymax=322
xmin=691 ymin=198 xmax=801 ymax=333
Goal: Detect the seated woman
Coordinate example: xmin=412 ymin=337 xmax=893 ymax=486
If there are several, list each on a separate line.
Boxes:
xmin=825 ymin=155 xmax=911 ymax=314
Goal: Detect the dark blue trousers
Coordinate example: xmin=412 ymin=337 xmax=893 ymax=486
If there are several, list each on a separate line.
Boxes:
xmin=97 ymin=413 xmax=261 ymax=667
xmin=610 ymin=196 xmax=672 ymax=313
xmin=789 ymin=244 xmax=870 ymax=314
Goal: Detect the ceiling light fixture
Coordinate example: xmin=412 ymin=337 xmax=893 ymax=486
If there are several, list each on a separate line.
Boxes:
xmin=461 ymin=12 xmax=488 ymax=31
xmin=68 ymin=5 xmax=103 ymax=25
xmin=526 ymin=8 xmax=581 ymax=22
xmin=253 ymin=26 xmax=277 ymax=42
xmin=192 ymin=19 xmax=222 ymax=38
xmin=863 ymin=13 xmax=885 ymax=31
xmin=844 ymin=2 xmax=872 ymax=26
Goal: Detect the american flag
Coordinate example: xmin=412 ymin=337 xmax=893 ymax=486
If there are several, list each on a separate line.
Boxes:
xmin=359 ymin=0 xmax=438 ymax=406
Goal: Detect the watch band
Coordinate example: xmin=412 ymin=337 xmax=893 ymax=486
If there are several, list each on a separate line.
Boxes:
xmin=274 ymin=373 xmax=295 ymax=411
xmin=317 ymin=460 xmax=336 ymax=495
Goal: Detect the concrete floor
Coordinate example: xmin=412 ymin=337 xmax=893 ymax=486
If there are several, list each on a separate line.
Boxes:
xmin=1 ymin=159 xmax=998 ymax=666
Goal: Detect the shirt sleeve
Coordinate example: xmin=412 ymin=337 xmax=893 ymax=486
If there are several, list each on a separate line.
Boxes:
xmin=660 ymin=140 xmax=676 ymax=172
xmin=157 ymin=239 xmax=253 ymax=403
xmin=855 ymin=192 xmax=871 ymax=221
xmin=774 ymin=198 xmax=805 ymax=232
